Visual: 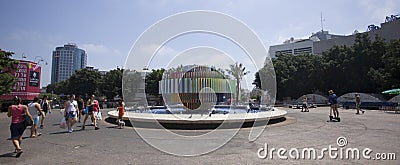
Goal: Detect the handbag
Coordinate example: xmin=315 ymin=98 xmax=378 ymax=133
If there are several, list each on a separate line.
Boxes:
xmin=23 ymin=114 xmax=33 ymax=126
xmin=96 ymin=111 xmax=102 ymax=120
xmin=84 ymin=106 xmax=88 ymax=114
xmin=60 ymin=117 xmax=66 ymax=129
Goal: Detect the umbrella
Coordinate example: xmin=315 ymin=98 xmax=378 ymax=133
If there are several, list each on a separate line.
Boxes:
xmin=382 ymin=88 xmax=400 ymax=95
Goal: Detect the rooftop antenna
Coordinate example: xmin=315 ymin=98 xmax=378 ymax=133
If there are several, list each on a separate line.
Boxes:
xmin=320 ymin=12 xmax=325 ymax=32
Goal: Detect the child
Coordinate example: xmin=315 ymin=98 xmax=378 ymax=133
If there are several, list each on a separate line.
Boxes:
xmin=117 ymin=100 xmax=125 ymax=129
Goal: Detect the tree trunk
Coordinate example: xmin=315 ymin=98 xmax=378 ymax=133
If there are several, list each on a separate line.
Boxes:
xmin=236 ymin=79 xmax=240 ymax=105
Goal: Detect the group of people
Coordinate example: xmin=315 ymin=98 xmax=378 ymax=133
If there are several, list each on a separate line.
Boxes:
xmin=327 ymin=90 xmax=365 ymax=119
xmin=7 ymin=95 xmax=51 ymax=158
xmin=63 ymin=94 xmax=100 ymax=132
xmin=7 ymin=94 xmax=123 ymax=158
xmin=299 ymin=90 xmax=365 ymax=119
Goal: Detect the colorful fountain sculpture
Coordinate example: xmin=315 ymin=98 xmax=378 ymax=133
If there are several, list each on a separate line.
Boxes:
xmin=160 ymin=65 xmax=235 ymax=112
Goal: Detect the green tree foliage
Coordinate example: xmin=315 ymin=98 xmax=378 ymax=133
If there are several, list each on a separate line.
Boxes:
xmin=0 ymin=49 xmax=19 ymax=96
xmin=369 ymin=39 xmax=400 ymax=90
xmin=67 ymin=68 xmax=102 ymax=97
xmin=145 ymin=68 xmax=165 ymax=97
xmin=99 ymin=68 xmax=123 ymax=100
xmin=122 ymin=69 xmax=146 ymax=106
xmin=255 ymin=33 xmax=400 ymax=100
xmin=271 ymin=53 xmax=324 ymax=99
xmin=46 ymin=81 xmax=68 ymax=94
xmin=226 ymin=62 xmax=250 ymax=104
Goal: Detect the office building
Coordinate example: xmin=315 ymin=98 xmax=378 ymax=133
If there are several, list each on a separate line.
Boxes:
xmin=51 ymin=43 xmax=87 ymax=83
xmin=269 ymin=16 xmax=400 ymax=57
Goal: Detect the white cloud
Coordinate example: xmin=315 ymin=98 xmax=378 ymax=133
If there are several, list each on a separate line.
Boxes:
xmin=81 ymin=43 xmax=121 ymax=55
xmin=360 ymin=0 xmax=398 ymax=24
xmin=140 ymin=44 xmax=178 ymax=57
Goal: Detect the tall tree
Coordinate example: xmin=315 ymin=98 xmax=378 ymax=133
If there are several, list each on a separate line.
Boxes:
xmin=145 ymin=68 xmax=165 ymax=97
xmin=99 ymin=68 xmax=123 ymax=100
xmin=0 ymin=49 xmax=19 ymax=96
xmin=66 ymin=68 xmax=102 ymax=97
xmin=226 ymin=62 xmax=250 ymax=104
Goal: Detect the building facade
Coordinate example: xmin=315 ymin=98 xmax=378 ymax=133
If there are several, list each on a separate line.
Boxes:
xmin=51 ymin=43 xmax=87 ymax=83
xmin=269 ymin=18 xmax=400 ymax=57
xmin=268 ymin=30 xmax=345 ymax=58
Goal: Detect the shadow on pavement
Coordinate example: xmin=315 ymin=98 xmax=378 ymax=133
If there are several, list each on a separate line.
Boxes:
xmin=0 ymin=152 xmax=15 ymax=158
xmin=49 ymin=129 xmax=83 ymax=135
xmin=6 ymin=136 xmax=31 ymax=140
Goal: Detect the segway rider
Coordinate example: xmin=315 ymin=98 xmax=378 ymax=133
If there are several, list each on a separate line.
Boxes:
xmin=328 ymin=90 xmax=339 ymax=119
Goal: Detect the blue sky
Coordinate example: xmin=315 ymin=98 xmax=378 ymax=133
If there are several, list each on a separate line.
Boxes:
xmin=0 ymin=0 xmax=398 ymax=87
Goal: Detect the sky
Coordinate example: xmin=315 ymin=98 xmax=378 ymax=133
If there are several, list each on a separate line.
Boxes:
xmin=0 ymin=0 xmax=399 ymax=88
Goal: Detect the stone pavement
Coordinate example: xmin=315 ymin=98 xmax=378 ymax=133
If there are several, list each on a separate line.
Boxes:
xmin=0 ymin=107 xmax=399 ymax=164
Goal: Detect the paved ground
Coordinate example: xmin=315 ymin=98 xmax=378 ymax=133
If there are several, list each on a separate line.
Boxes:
xmin=0 ymin=107 xmax=399 ymax=164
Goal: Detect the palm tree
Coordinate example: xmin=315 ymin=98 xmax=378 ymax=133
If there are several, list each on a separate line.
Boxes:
xmin=226 ymin=62 xmax=250 ymax=105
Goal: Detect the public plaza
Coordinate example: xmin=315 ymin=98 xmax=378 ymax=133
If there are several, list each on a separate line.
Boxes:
xmin=0 ymin=106 xmax=398 ymax=164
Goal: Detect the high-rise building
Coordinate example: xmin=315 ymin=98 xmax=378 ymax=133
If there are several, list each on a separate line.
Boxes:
xmin=51 ymin=43 xmax=87 ymax=83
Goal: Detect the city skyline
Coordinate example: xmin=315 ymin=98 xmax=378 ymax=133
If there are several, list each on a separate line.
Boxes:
xmin=0 ymin=0 xmax=398 ymax=87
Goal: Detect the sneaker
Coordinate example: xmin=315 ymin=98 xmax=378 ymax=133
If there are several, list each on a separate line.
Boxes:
xmin=40 ymin=125 xmax=43 ymax=129
xmin=95 ymin=127 xmax=99 ymax=130
xmin=82 ymin=125 xmax=85 ymax=130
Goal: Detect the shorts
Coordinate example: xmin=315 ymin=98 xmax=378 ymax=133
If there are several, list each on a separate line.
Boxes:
xmin=66 ymin=111 xmax=77 ymax=119
xmin=356 ymin=104 xmax=360 ymax=109
xmin=33 ymin=116 xmax=40 ymax=125
xmin=88 ymin=106 xmax=94 ymax=115
xmin=330 ymin=104 xmax=338 ymax=109
xmin=302 ymin=104 xmax=307 ymax=108
xmin=10 ymin=122 xmax=26 ymax=140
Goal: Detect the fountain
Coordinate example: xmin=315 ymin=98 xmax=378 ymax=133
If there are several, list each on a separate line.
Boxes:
xmin=108 ymin=65 xmax=286 ymax=129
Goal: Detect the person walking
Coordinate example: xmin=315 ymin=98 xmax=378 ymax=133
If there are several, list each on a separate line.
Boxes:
xmin=64 ymin=94 xmax=78 ymax=133
xmin=117 ymin=99 xmax=125 ymax=129
xmin=94 ymin=99 xmax=101 ymax=121
xmin=355 ymin=93 xmax=365 ymax=114
xmin=40 ymin=95 xmax=51 ymax=129
xmin=328 ymin=90 xmax=339 ymax=119
xmin=77 ymin=95 xmax=85 ymax=123
xmin=301 ymin=95 xmax=309 ymax=112
xmin=7 ymin=97 xmax=33 ymax=158
xmin=28 ymin=97 xmax=45 ymax=138
xmin=82 ymin=95 xmax=99 ymax=130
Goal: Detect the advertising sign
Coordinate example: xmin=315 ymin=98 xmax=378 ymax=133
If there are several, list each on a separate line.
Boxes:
xmin=0 ymin=60 xmax=41 ymax=100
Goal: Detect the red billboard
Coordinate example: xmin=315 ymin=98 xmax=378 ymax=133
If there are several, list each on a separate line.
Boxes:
xmin=0 ymin=60 xmax=41 ymax=101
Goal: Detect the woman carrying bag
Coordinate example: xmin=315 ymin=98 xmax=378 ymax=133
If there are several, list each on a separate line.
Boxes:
xmin=7 ymin=97 xmax=33 ymax=158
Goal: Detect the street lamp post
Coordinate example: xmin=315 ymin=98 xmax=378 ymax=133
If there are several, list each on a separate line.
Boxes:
xmin=36 ymin=57 xmax=48 ymax=65
xmin=34 ymin=56 xmax=42 ymax=63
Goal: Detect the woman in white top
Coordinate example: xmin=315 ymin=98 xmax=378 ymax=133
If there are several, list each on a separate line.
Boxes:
xmin=28 ymin=97 xmax=45 ymax=137
xmin=64 ymin=95 xmax=78 ymax=133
